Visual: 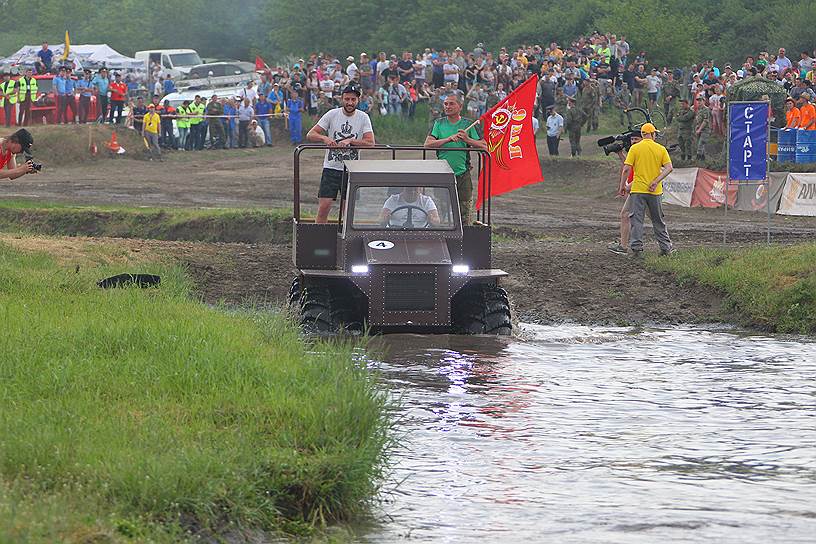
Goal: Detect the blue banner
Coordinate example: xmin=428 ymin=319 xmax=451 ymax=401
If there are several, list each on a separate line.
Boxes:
xmin=728 ymin=102 xmax=769 ymax=181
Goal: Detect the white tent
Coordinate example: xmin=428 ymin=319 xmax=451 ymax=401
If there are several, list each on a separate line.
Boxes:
xmin=0 ymin=43 xmax=142 ymax=72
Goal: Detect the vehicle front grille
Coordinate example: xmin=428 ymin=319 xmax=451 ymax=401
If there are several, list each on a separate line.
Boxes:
xmin=384 ymin=272 xmax=436 ymax=311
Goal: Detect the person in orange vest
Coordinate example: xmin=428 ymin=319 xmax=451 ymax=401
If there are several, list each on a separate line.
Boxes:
xmin=796 ymin=93 xmax=816 ymax=130
xmin=160 ymin=99 xmax=177 ymax=149
xmin=785 ymin=97 xmax=800 ymax=129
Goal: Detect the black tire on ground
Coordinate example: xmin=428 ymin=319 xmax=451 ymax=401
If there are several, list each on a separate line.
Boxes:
xmin=297 ymin=279 xmax=364 ymax=333
xmin=452 ymin=282 xmax=512 ymax=335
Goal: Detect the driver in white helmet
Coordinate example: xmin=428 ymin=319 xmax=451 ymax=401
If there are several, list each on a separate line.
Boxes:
xmin=379 ymin=186 xmax=441 ymax=227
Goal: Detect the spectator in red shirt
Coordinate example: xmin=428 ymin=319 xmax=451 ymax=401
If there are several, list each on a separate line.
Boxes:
xmin=108 ymin=73 xmax=128 ymax=125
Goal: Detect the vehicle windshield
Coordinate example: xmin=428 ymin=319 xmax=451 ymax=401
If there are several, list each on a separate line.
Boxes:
xmin=351 ymin=186 xmax=455 ymax=230
xmin=170 ymin=53 xmax=203 ymax=67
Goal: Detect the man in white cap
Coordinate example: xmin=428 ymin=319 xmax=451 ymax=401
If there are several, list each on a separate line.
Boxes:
xmin=346 ymin=55 xmax=359 ymax=82
xmin=621 ymin=122 xmax=674 ymax=257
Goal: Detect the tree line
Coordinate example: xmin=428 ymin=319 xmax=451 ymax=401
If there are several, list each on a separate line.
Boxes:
xmin=2 ymin=0 xmax=811 ymax=69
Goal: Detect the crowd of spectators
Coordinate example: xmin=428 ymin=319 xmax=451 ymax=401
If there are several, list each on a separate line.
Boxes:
xmin=6 ymin=34 xmax=816 ymax=154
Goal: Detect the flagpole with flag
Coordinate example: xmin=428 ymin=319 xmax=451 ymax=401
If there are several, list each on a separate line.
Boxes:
xmin=476 ymin=74 xmax=543 ymax=214
xmin=60 ymin=30 xmax=71 ymax=62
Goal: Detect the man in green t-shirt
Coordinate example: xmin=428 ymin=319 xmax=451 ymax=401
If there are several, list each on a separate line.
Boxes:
xmin=424 ymin=91 xmax=486 ymax=225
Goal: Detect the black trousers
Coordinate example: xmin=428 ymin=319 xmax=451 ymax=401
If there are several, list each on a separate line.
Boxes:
xmin=108 ymin=100 xmax=124 ymax=124
xmin=238 ymin=120 xmax=250 ymax=148
xmin=546 ymin=135 xmax=560 ymax=156
xmin=58 ymin=95 xmax=76 ymax=124
xmin=3 ymin=101 xmax=12 ymax=127
xmin=96 ymin=95 xmax=108 ymax=123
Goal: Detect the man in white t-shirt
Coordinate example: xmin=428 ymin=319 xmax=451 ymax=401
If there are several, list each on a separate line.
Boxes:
xmin=346 ymin=56 xmax=359 ymax=82
xmin=379 ymin=186 xmax=441 ymax=228
xmin=306 ymin=84 xmax=376 ymax=223
xmin=645 ymin=68 xmax=662 ymax=110
xmin=443 ymin=58 xmax=459 ymax=85
xmin=238 ymin=81 xmax=259 ymax=104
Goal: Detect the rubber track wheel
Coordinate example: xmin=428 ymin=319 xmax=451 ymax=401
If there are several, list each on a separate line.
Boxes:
xmin=331 ymin=291 xmax=363 ymax=331
xmin=453 ymin=284 xmax=512 ymax=335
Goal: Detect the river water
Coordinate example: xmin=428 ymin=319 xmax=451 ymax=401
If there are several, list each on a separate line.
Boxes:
xmin=361 ymin=324 xmax=816 ymax=543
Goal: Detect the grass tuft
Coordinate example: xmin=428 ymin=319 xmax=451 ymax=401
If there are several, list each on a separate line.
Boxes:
xmin=647 ymin=244 xmax=816 ymax=334
xmin=0 ymin=240 xmax=392 ymax=541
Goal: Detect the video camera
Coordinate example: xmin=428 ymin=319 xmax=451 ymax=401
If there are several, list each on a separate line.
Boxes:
xmin=597 ymin=130 xmax=640 ymax=156
xmin=23 ymin=151 xmax=42 ymax=173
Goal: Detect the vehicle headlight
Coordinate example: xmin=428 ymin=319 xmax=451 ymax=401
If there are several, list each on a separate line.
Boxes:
xmin=351 ymin=265 xmax=369 ymax=274
xmin=452 ymin=264 xmax=469 ymax=275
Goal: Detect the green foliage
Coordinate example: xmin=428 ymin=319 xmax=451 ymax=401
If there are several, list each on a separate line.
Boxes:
xmin=647 ymin=244 xmax=816 ymax=334
xmin=0 ymin=241 xmax=392 ymax=540
xmin=596 ymin=2 xmax=707 ymax=67
xmin=0 ymin=0 xmax=806 ymax=69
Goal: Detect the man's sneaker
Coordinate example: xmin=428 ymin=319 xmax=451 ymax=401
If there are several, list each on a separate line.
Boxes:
xmin=607 ymin=242 xmax=628 ymax=255
xmin=659 ymin=248 xmax=675 ymax=256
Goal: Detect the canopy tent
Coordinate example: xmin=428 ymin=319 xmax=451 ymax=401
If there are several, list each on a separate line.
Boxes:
xmin=0 ymin=44 xmax=142 ymax=72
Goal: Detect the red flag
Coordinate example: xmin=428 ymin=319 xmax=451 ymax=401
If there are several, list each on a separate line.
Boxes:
xmin=255 ymin=55 xmax=270 ymax=72
xmin=476 ymin=75 xmax=543 ymax=208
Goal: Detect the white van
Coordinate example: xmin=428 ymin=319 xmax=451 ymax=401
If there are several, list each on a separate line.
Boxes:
xmin=134 ymin=49 xmax=203 ymax=79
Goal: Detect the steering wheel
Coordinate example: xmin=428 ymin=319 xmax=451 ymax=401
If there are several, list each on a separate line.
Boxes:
xmin=388 ymin=205 xmax=430 ymax=228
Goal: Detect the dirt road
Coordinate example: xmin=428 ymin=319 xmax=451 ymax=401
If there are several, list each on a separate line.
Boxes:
xmin=2 ymin=143 xmax=815 ymax=326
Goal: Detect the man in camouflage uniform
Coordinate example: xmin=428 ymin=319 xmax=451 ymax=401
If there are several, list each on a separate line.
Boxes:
xmin=554 ymin=87 xmax=568 ymax=113
xmin=662 ymin=72 xmax=680 ymax=125
xmin=587 ymin=79 xmax=601 ymax=132
xmin=693 ymin=95 xmax=711 ymax=161
xmin=564 ymin=96 xmax=586 ymax=157
xmin=429 ymin=86 xmax=445 ymax=127
xmin=675 ymin=99 xmax=694 ymax=160
xmin=615 ymin=83 xmax=632 ymax=126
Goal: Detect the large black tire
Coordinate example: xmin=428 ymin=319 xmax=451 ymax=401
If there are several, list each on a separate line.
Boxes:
xmin=452 ymin=283 xmax=512 ymax=336
xmin=299 ymin=281 xmax=336 ymax=333
xmin=297 ymin=278 xmax=364 ymax=334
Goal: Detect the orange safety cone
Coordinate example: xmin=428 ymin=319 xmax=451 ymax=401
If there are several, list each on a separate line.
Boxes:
xmin=106 ymin=130 xmax=121 ymax=153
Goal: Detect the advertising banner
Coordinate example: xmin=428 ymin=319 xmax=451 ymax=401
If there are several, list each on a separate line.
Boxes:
xmin=662 ymin=168 xmax=697 ymax=207
xmin=691 ymin=169 xmax=738 ymax=208
xmin=728 ymin=102 xmax=769 ymax=181
xmin=777 ymin=173 xmax=816 ymax=216
xmin=734 ymin=172 xmax=788 ymax=212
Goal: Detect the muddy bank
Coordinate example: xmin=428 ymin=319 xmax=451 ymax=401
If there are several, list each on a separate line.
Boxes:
xmin=0 ymin=234 xmax=723 ymax=327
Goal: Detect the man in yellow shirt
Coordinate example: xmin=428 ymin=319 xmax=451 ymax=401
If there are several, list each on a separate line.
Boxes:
xmin=621 ymin=123 xmax=674 ymax=257
xmin=141 ymin=104 xmax=162 ymax=161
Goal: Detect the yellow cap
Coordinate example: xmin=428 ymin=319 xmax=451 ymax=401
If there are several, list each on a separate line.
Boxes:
xmin=640 ymin=122 xmax=659 ymax=134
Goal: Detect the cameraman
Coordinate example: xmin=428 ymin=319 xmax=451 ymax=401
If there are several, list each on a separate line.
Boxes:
xmin=621 ymin=123 xmax=673 ymax=257
xmin=607 ymin=132 xmax=641 ymax=255
xmin=0 ymin=129 xmax=36 ymax=180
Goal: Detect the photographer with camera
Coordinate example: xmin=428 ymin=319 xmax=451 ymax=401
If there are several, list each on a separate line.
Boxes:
xmin=620 ymin=123 xmax=673 ymax=258
xmin=0 ymin=129 xmax=38 ymax=180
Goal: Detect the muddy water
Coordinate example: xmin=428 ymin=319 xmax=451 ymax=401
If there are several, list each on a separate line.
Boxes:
xmin=362 ymin=325 xmax=816 ymax=543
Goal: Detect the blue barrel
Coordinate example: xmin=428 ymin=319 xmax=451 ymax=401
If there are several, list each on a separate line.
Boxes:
xmin=795 ymin=129 xmax=816 ymax=164
xmin=777 ymin=129 xmax=797 ymax=163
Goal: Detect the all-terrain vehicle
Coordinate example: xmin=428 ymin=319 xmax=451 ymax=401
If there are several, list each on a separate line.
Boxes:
xmin=289 ymin=145 xmax=511 ymax=335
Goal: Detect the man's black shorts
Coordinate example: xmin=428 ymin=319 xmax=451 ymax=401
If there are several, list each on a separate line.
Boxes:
xmin=318 ymin=168 xmax=347 ymax=200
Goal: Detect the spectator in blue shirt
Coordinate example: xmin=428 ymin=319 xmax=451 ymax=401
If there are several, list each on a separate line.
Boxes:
xmin=54 ymin=67 xmax=77 ymax=124
xmin=76 ymin=69 xmax=95 ymax=123
xmin=254 ymin=94 xmax=273 ymax=145
xmin=163 ymin=75 xmax=176 ymax=96
xmin=223 ymin=99 xmax=238 ymax=148
xmin=91 ymin=68 xmax=110 ymax=123
xmin=36 ymin=43 xmax=53 ymax=74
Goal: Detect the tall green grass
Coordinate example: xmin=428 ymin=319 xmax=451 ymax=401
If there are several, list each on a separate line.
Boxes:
xmin=647 ymin=244 xmax=816 ymax=334
xmin=0 ymin=242 xmax=391 ymax=541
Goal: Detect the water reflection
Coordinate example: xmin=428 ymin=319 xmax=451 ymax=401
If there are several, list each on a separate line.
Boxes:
xmin=361 ymin=325 xmax=816 ymax=543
